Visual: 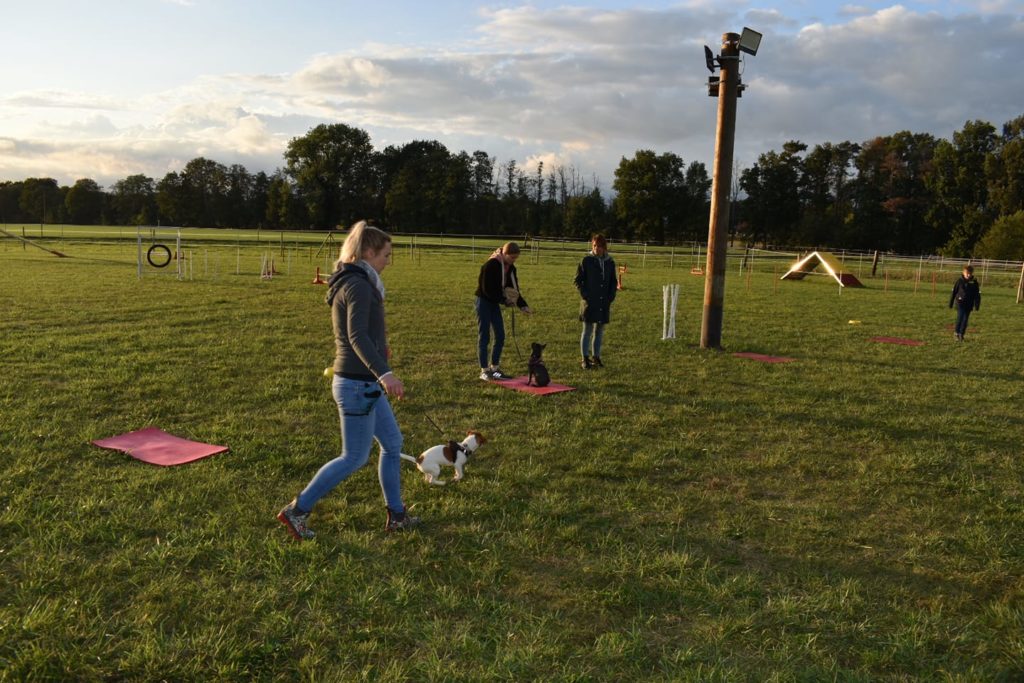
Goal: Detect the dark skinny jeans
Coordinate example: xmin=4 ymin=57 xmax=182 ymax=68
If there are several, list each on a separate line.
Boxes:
xmin=475 ymin=297 xmax=505 ymax=369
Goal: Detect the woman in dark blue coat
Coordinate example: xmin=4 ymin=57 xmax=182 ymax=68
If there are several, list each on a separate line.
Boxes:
xmin=574 ymin=234 xmax=617 ymax=368
xmin=949 ymin=264 xmax=981 ymax=341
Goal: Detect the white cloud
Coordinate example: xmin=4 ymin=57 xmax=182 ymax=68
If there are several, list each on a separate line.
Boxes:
xmin=1 ymin=4 xmax=1023 ymax=190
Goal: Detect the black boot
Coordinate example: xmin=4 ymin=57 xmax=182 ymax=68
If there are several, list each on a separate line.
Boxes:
xmin=592 ymin=356 xmax=604 ymax=368
xmin=581 ymin=356 xmax=593 ymax=369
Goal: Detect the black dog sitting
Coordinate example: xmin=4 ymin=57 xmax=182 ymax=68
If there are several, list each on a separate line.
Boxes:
xmin=527 ymin=342 xmax=551 ymax=387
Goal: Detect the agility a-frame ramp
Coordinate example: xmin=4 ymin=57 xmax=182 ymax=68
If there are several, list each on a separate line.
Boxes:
xmin=780 ymin=251 xmax=863 ymax=287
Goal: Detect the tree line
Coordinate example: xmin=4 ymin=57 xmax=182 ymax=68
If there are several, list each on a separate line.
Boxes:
xmin=1 ymin=116 xmax=1022 ymax=258
xmin=736 ymin=116 xmax=1024 ymax=259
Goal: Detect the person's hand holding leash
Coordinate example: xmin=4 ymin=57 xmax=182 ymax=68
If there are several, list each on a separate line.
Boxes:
xmin=521 ymin=306 xmax=534 ymax=315
xmin=379 ymin=372 xmax=404 ymax=400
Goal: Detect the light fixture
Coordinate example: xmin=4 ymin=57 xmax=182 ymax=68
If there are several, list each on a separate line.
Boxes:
xmin=739 ymin=27 xmax=762 ymax=56
xmin=704 ymin=45 xmax=716 ymax=73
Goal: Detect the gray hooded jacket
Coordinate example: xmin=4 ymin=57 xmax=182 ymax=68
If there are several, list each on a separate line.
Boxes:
xmin=327 ymin=263 xmax=391 ymax=380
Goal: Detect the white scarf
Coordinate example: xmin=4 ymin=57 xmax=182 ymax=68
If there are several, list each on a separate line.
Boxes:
xmin=357 ymin=260 xmax=386 ymax=300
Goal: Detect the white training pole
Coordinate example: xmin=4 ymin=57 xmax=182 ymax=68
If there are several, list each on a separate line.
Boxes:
xmin=176 ymin=231 xmax=183 ymax=280
xmin=662 ymin=285 xmax=669 ymax=339
xmin=136 ymin=230 xmax=143 ymax=279
xmin=667 ymin=282 xmax=675 ymax=339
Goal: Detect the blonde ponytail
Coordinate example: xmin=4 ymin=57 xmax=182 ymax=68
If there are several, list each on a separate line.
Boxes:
xmin=336 ymin=221 xmax=392 ymax=270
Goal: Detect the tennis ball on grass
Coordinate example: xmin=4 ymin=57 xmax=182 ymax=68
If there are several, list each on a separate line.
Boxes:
xmin=323 ymin=366 xmax=333 ymax=378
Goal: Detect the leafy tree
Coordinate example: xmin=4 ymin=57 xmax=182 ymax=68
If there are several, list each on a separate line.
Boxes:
xmin=847 ymin=137 xmax=891 ymax=249
xmin=986 ymin=115 xmax=1024 ymax=218
xmin=739 ymin=142 xmax=805 ymax=246
xmin=181 ymin=157 xmax=230 ymax=227
xmin=64 ymin=178 xmax=105 ymax=225
xmin=879 ymin=131 xmax=938 ymax=254
xmin=0 ymin=181 xmax=27 ymax=222
xmin=382 ymin=140 xmax=469 ymax=231
xmin=613 ymin=150 xmax=690 ymax=243
xmin=844 ymin=133 xmax=937 ymax=252
xmin=265 ymin=170 xmax=307 ymax=229
xmin=469 ymin=151 xmax=495 ymax=200
xmin=973 ymin=210 xmax=1024 ymax=260
xmin=285 ymin=123 xmax=377 ymax=229
xmin=564 ymin=188 xmax=608 ymax=238
xmin=927 ymin=120 xmax=997 ymax=256
xmin=224 ymin=164 xmax=254 ymax=228
xmin=109 ymin=174 xmax=156 ymax=225
xmin=155 ymin=172 xmax=187 ymax=225
xmin=467 ymin=151 xmax=497 ymax=232
xmin=796 ymin=141 xmax=859 ymax=247
xmin=682 ymin=161 xmax=711 ymax=241
xmin=19 ymin=178 xmax=62 ymax=223
xmin=249 ymin=171 xmax=270 ymax=229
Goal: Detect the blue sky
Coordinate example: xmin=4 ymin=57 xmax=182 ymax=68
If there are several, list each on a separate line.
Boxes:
xmin=2 ymin=1 xmax=1023 ymax=191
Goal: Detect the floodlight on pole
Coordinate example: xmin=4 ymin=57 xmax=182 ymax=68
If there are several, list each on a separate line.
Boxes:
xmin=739 ymin=27 xmax=762 ymax=56
xmin=700 ymin=29 xmax=761 ymax=350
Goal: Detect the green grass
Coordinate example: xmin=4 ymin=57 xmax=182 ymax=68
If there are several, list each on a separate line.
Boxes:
xmin=2 ymin=237 xmax=1023 ymax=681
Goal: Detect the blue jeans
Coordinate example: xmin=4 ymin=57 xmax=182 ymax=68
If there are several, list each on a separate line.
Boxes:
xmin=296 ymin=375 xmax=404 ymax=513
xmin=581 ymin=322 xmax=606 ymax=357
xmin=475 ymin=297 xmax=505 ymax=368
xmin=955 ymin=305 xmax=973 ymax=337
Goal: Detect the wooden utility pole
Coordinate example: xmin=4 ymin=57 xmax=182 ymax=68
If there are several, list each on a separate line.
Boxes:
xmin=700 ymin=33 xmax=741 ymax=349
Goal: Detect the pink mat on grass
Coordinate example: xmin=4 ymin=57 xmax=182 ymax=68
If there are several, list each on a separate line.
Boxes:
xmin=91 ymin=427 xmax=229 ymax=466
xmin=491 ymin=376 xmax=576 ymax=395
xmin=870 ymin=336 xmax=926 ymax=346
xmin=732 ymin=352 xmax=796 ymax=363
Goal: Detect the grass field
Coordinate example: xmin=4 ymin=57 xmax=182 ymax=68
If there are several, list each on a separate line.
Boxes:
xmin=2 ymin=236 xmax=1023 ymax=681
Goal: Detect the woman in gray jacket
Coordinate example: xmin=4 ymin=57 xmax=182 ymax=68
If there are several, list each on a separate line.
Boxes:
xmin=278 ymin=221 xmax=419 ymax=539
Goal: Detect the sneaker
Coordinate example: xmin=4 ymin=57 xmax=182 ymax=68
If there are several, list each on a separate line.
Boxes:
xmin=277 ymin=499 xmax=315 ymax=540
xmin=592 ymin=356 xmax=604 ymax=368
xmin=581 ymin=356 xmax=593 ymax=369
xmin=490 ymin=367 xmax=512 ymax=380
xmin=479 ymin=369 xmax=492 ymax=381
xmin=385 ymin=506 xmax=422 ymax=532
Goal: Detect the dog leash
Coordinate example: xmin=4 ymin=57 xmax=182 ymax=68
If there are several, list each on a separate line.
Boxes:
xmin=509 ymin=307 xmax=524 ymax=362
xmin=424 ymin=413 xmax=446 ymax=437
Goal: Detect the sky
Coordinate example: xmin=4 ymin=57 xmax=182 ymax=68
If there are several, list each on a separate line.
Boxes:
xmin=2 ymin=0 xmax=1023 ymax=193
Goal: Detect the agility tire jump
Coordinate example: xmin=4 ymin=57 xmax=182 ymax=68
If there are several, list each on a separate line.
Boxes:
xmin=147 ymin=244 xmax=172 ymax=268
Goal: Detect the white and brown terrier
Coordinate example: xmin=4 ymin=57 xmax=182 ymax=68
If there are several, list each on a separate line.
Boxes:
xmin=400 ymin=431 xmax=487 ymax=485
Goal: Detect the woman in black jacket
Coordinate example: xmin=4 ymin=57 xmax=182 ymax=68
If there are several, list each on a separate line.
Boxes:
xmin=574 ymin=234 xmax=617 ymax=368
xmin=475 ymin=242 xmax=532 ymax=380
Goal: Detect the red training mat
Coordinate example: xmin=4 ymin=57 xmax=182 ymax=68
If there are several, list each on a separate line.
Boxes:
xmin=870 ymin=336 xmax=926 ymax=346
xmin=92 ymin=427 xmax=229 ymax=466
xmin=491 ymin=376 xmax=576 ymax=395
xmin=732 ymin=352 xmax=796 ymax=363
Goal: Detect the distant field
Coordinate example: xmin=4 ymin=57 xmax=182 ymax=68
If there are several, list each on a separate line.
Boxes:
xmin=1 ymin=236 xmax=1022 ymax=680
